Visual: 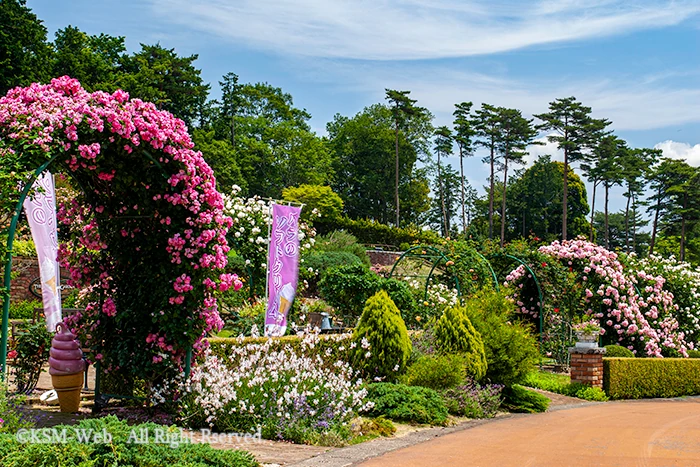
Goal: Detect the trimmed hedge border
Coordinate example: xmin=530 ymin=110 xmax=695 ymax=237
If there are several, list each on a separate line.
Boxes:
xmin=207 ymin=334 xmax=354 ymax=367
xmin=603 ymin=357 xmax=700 ymax=399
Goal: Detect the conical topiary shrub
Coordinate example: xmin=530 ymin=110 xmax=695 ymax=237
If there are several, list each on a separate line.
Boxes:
xmin=351 ymin=290 xmax=412 ymax=381
xmin=434 ymin=306 xmax=487 ymax=381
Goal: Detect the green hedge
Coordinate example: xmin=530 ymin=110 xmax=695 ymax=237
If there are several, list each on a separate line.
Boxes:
xmin=603 ymin=357 xmax=700 ymax=399
xmin=208 ymin=334 xmax=353 ymax=367
xmin=315 ymin=217 xmax=441 ymax=248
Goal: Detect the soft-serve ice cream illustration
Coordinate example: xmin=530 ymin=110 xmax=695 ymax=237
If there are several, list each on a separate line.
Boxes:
xmin=265 ymin=283 xmax=295 ymax=337
xmin=49 ymin=322 xmax=85 ymax=412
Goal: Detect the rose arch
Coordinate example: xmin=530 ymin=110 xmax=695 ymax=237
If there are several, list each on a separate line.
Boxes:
xmin=0 ymin=77 xmax=240 ymax=398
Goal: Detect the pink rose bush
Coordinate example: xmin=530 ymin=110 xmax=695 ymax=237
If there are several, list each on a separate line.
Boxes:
xmin=0 ymin=77 xmax=239 ymax=392
xmin=506 ymin=238 xmax=688 ymax=357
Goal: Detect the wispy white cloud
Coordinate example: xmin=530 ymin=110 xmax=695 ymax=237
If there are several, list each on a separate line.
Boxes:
xmin=149 ymin=0 xmax=700 ymax=60
xmin=311 ymin=61 xmax=700 ymax=131
xmin=654 ymin=140 xmax=700 ymax=166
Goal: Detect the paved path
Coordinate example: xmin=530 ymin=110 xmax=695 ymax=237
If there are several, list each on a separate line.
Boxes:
xmin=359 ymin=398 xmax=700 ymax=467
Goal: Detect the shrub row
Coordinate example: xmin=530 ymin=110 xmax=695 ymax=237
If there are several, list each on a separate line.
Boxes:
xmin=208 ymin=334 xmax=354 ymax=368
xmin=0 ymin=416 xmax=257 ymax=467
xmin=315 ymin=217 xmax=441 ymax=248
xmin=603 ymin=357 xmax=700 ymax=399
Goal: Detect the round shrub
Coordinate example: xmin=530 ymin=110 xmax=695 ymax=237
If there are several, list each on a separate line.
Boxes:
xmin=434 ymin=306 xmax=487 ymax=381
xmin=401 ymin=354 xmax=465 ymax=390
xmin=363 ymin=383 xmax=448 ymax=425
xmin=319 ymin=265 xmax=416 ymax=326
xmin=351 ymin=291 xmax=412 ymax=381
xmin=461 ymin=290 xmax=540 ymax=386
xmin=604 ymin=345 xmax=635 ymax=358
xmin=501 ymin=385 xmax=550 ymax=413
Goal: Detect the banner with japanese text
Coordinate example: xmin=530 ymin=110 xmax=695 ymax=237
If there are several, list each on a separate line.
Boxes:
xmin=23 ymin=172 xmax=62 ymax=332
xmin=264 ymin=204 xmax=301 ymax=337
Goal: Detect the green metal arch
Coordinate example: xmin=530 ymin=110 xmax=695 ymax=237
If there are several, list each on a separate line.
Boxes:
xmin=1 ymin=156 xmax=59 ymax=378
xmin=1 ymin=153 xmax=192 ymax=395
xmin=490 ymin=253 xmax=545 ymax=338
xmin=389 ymin=245 xmax=461 ymax=300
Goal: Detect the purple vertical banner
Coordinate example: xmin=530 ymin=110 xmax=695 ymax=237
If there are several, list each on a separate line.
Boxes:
xmin=23 ymin=172 xmax=62 ymax=332
xmin=265 ymin=204 xmax=302 ymax=337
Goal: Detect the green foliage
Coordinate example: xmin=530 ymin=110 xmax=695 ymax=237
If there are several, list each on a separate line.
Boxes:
xmin=688 ymin=350 xmax=700 ymax=358
xmin=316 ymin=216 xmax=440 ymax=249
xmin=51 ymin=25 xmax=127 ymax=93
xmin=319 ymin=265 xmax=416 ymax=325
xmin=434 ymin=306 xmax=487 ymax=381
xmin=327 ymin=103 xmax=433 ymax=226
xmin=461 ymin=290 xmax=540 ymax=386
xmin=364 ymin=383 xmax=448 ymax=426
xmin=117 ymin=44 xmax=210 ymax=125
xmin=219 ymin=300 xmax=266 ymax=337
xmin=567 ymin=383 xmax=609 ymax=401
xmin=0 ymin=0 xmax=52 ymax=95
xmin=0 ymin=384 xmax=33 ymax=434
xmin=10 ymin=239 xmax=36 ymax=257
xmin=603 ymin=357 xmax=700 ymax=399
xmin=522 ymin=371 xmax=609 ymax=402
xmin=351 ymin=291 xmax=412 ymax=381
xmin=604 ymin=345 xmax=634 ymax=358
xmin=501 ymin=385 xmax=550 ymax=413
xmin=313 ymin=230 xmax=370 ymax=266
xmin=9 ymin=320 xmax=51 ymax=394
xmin=442 ymin=381 xmax=504 ymax=418
xmin=283 ymin=184 xmax=344 ymax=222
xmin=401 ymin=354 xmax=465 ymax=390
xmin=0 ymin=416 xmax=258 ymax=466
xmin=191 ymin=128 xmax=244 ymax=195
xmin=8 ymin=299 xmax=40 ymax=319
xmin=440 ymin=240 xmax=497 ymax=296
xmin=352 ymin=417 xmax=396 ymax=441
xmin=506 ymin=156 xmax=590 ymax=241
xmin=208 ymin=334 xmax=353 ymax=368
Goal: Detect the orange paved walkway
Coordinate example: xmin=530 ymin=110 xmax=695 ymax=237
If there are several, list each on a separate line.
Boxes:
xmin=360 ymin=399 xmax=700 ymax=467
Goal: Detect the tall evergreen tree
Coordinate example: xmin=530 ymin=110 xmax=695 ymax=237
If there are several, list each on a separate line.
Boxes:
xmin=386 ymin=89 xmax=422 ymax=227
xmin=594 ymin=135 xmax=626 ymax=248
xmin=473 ymin=104 xmax=501 ymax=240
xmin=646 ymin=158 xmax=693 ymax=255
xmin=434 ymin=126 xmax=454 ymax=236
xmin=496 ymin=108 xmax=539 ymax=247
xmin=535 ymin=97 xmax=609 ymax=240
xmin=453 ymin=102 xmax=476 ymax=233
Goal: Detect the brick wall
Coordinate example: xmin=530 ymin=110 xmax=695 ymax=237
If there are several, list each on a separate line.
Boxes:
xmin=367 ymin=250 xmax=403 ymax=267
xmin=8 ymin=256 xmax=40 ymax=302
xmin=569 ymin=347 xmax=606 ymax=388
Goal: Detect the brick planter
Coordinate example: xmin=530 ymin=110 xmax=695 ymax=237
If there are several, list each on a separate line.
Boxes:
xmin=569 ymin=346 xmax=606 ymax=388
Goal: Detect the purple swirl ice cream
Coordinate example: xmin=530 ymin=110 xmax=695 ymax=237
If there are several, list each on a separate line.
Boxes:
xmin=49 ymin=323 xmax=86 ymax=376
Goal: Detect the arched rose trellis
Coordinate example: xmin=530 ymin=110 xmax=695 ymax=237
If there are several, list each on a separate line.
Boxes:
xmin=0 ymin=77 xmax=240 ymax=400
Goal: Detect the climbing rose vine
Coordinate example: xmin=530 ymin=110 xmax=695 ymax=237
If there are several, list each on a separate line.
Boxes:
xmin=0 ymin=77 xmax=241 ymax=392
xmin=506 ymin=238 xmax=688 ymax=357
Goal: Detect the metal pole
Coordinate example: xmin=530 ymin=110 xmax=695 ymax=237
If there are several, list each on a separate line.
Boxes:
xmin=2 ymin=158 xmax=56 ymax=380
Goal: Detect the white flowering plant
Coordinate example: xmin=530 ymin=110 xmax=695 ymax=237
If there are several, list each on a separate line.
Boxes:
xmin=223 ymin=185 xmax=317 ymax=297
xmin=180 ymin=333 xmax=371 ymax=444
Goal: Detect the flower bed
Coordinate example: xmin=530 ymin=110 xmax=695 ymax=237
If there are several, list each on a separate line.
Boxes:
xmin=182 ymin=334 xmax=370 ymax=444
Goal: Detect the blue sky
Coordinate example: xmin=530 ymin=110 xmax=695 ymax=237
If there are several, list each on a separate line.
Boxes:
xmin=28 ymin=0 xmax=700 ymax=217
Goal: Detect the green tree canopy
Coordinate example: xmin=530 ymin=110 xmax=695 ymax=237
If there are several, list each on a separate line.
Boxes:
xmin=0 ymin=0 xmax=52 ymax=94
xmin=327 ymin=104 xmax=432 ymax=225
xmin=506 ymin=156 xmax=590 ymax=241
